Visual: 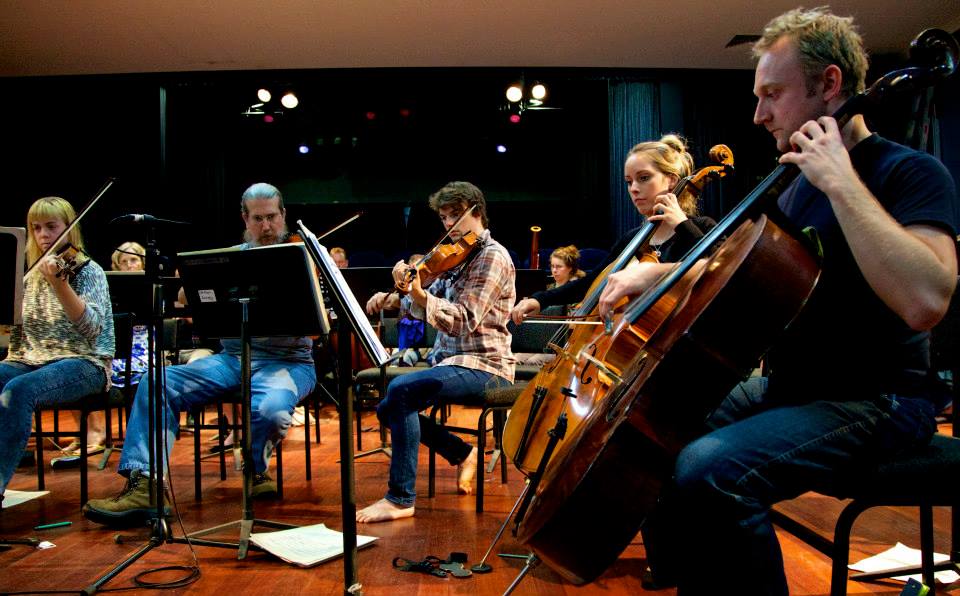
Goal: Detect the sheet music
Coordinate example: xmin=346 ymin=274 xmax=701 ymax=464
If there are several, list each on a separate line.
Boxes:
xmin=1 ymin=489 xmax=50 ymax=508
xmin=849 ymin=542 xmax=960 ymax=584
xmin=249 ymin=523 xmax=377 ymax=567
xmin=296 ymin=221 xmax=390 ymax=367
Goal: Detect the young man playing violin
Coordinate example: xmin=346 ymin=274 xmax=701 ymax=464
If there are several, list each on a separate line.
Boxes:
xmin=598 ymin=8 xmax=958 ymax=594
xmin=84 ymin=183 xmax=317 ymax=526
xmin=358 ymin=181 xmax=515 ymax=523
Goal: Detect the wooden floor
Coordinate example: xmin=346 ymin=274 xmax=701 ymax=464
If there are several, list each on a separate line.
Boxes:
xmin=1 ymin=404 xmax=955 ymax=596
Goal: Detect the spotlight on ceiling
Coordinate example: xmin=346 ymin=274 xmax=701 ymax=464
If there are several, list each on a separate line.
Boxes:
xmin=505 ymin=85 xmax=523 ymax=103
xmin=281 ymin=92 xmax=299 ymax=109
xmin=531 ymin=83 xmax=547 ymax=100
xmin=257 ymin=88 xmax=272 ymax=103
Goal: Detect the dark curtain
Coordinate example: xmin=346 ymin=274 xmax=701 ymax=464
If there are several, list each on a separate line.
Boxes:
xmin=607 ymin=80 xmax=659 ymax=242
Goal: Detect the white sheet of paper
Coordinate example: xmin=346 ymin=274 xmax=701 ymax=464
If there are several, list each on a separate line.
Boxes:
xmin=249 ymin=523 xmax=377 ymax=568
xmin=849 ymin=542 xmax=960 ymax=584
xmin=1 ymin=489 xmax=50 ymax=508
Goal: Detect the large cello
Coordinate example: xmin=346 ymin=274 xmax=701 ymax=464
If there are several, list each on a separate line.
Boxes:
xmin=515 ymin=29 xmax=960 ymax=584
xmin=503 ymin=145 xmax=735 ymax=476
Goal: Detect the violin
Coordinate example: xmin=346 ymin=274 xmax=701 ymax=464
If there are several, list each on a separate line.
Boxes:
xmin=50 ymin=243 xmax=91 ymax=281
xmin=396 ymin=206 xmax=482 ymax=294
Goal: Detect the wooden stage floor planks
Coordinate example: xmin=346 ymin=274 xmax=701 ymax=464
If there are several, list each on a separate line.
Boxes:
xmin=1 ymin=406 xmax=954 ymax=595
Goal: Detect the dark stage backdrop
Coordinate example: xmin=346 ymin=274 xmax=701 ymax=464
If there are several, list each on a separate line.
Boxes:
xmin=2 ymin=54 xmax=958 ymax=275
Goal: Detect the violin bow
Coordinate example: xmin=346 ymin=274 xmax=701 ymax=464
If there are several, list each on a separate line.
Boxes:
xmin=315 ymin=211 xmax=362 ymax=241
xmin=24 ymin=177 xmax=116 ymax=278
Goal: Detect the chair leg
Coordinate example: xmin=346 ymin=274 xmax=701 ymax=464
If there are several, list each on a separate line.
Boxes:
xmin=477 ymin=409 xmax=491 ymax=513
xmin=217 ymin=403 xmax=228 ymax=480
xmin=193 ymin=407 xmax=202 ymax=501
xmin=303 ymin=403 xmax=312 ymax=481
xmin=276 ymin=439 xmax=283 ymax=500
xmin=831 ymin=500 xmax=872 ymax=596
xmin=920 ymin=505 xmax=937 ymax=594
xmin=428 ymin=408 xmax=439 ymax=498
xmin=80 ymin=411 xmax=88 ymax=507
xmin=35 ymin=410 xmax=45 ymax=491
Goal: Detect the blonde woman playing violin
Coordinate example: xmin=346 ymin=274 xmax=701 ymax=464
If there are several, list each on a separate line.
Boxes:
xmin=0 ymin=197 xmax=114 ymax=503
xmin=358 ymin=181 xmax=516 ymax=523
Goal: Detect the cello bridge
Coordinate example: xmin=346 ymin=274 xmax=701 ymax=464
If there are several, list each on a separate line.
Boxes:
xmin=577 ymin=351 xmax=623 ymax=387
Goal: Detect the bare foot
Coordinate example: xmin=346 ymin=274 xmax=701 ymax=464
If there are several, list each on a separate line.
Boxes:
xmin=457 ymin=446 xmax=478 ymax=495
xmin=356 ymin=498 xmax=415 ymax=523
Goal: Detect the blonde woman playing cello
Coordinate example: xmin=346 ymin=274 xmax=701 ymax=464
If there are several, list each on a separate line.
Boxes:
xmin=511 ymin=134 xmax=717 ymax=324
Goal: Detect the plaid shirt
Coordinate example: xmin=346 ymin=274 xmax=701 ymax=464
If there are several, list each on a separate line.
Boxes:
xmin=404 ymin=229 xmax=516 ymax=382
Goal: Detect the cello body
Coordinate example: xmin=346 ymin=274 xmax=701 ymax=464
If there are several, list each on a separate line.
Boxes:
xmin=503 ymin=145 xmax=735 ymax=475
xmin=516 ymin=214 xmax=820 ymax=584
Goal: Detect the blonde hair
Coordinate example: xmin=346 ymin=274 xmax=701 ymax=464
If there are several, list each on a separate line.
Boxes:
xmin=111 ymin=241 xmax=146 ymax=271
xmin=626 ymin=134 xmax=698 ymax=215
xmin=550 ymin=245 xmax=586 ymax=279
xmin=753 ymin=6 xmax=868 ymax=97
xmin=329 ymin=247 xmax=347 ymax=259
xmin=26 ymin=197 xmax=84 ymax=267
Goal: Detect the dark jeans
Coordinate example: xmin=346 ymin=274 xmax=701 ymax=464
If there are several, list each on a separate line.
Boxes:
xmin=0 ymin=359 xmax=106 ymax=494
xmin=376 ymin=365 xmax=511 ymax=507
xmin=644 ymin=376 xmax=938 ymax=596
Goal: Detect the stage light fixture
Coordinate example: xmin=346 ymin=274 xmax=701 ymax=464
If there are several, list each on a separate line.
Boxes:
xmin=257 ymin=88 xmax=272 ymax=103
xmin=531 ymin=83 xmax=547 ymax=100
xmin=496 ymin=144 xmax=507 ymax=153
xmin=509 ymin=113 xmax=521 ymax=124
xmin=298 ymin=144 xmax=309 ymax=154
xmin=263 ymin=114 xmax=274 ymax=123
xmin=281 ymin=92 xmax=299 ymax=109
xmin=505 ymin=85 xmax=523 ymax=103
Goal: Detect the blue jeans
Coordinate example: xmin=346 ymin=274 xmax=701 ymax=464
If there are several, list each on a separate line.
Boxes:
xmin=118 ymin=353 xmax=316 ymax=477
xmin=376 ymin=365 xmax=511 ymax=507
xmin=0 ymin=359 xmax=106 ymax=494
xmin=644 ymin=377 xmax=939 ymax=596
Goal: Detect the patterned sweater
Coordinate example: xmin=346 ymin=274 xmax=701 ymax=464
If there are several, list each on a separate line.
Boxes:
xmin=6 ymin=260 xmax=115 ymax=390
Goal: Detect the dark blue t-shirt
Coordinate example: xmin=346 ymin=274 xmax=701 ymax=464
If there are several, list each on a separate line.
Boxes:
xmin=770 ymin=134 xmax=958 ymax=404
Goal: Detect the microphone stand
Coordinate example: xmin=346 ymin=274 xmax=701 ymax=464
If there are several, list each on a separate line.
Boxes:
xmin=84 ymin=223 xmax=180 ymax=593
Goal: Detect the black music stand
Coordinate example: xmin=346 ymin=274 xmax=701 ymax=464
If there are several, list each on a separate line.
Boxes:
xmin=0 ymin=226 xmax=31 ymax=551
xmin=174 ymin=242 xmax=328 ymax=558
xmin=0 ymin=226 xmax=25 ymax=328
xmin=296 ymin=220 xmax=390 ymax=596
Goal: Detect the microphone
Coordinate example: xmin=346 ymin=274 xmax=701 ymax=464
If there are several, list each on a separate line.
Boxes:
xmin=110 ymin=214 xmax=190 ymax=225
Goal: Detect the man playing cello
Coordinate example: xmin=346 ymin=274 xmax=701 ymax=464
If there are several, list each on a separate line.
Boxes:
xmin=599 ymin=7 xmax=958 ymax=594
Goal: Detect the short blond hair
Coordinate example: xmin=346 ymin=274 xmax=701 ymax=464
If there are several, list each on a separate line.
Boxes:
xmin=26 ymin=197 xmax=84 ymax=266
xmin=753 ymin=6 xmax=868 ymax=98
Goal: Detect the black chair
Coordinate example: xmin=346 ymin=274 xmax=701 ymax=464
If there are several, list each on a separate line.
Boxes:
xmin=426 ymin=312 xmax=561 ymax=512
xmin=774 ymin=280 xmax=960 ymax=595
xmin=190 ymin=382 xmax=320 ymax=501
xmin=33 ymin=312 xmax=136 ymax=507
xmin=352 ymin=315 xmax=434 ymax=453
